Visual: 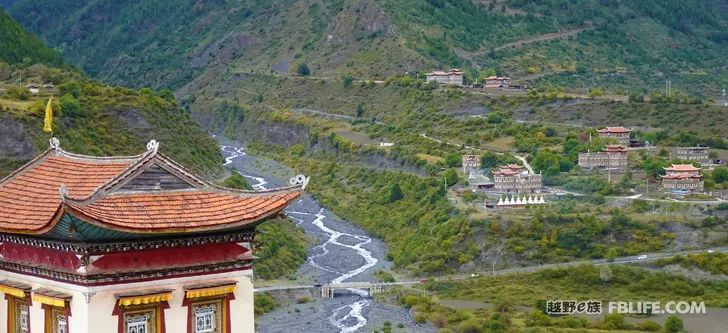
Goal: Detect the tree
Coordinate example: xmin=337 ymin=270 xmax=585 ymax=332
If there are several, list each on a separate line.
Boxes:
xmin=480 ymin=152 xmax=499 ymax=169
xmin=443 ymin=169 xmax=458 ymax=186
xmin=221 ymin=171 xmax=253 ymax=190
xmin=599 ymin=265 xmax=613 ymax=283
xmin=388 ymin=183 xmax=403 ymax=202
xmin=342 ymin=74 xmax=354 ymax=88
xmin=355 ymin=103 xmax=364 ymax=117
xmin=296 ymin=63 xmax=310 ymax=76
xmin=664 ymin=315 xmax=684 ymax=332
xmin=59 ymin=94 xmax=81 ymax=117
xmin=713 ymin=167 xmax=728 ymax=183
xmin=588 ymin=88 xmax=604 ymax=98
xmin=605 ymin=247 xmax=618 ymax=262
xmin=445 ymin=153 xmax=461 ymax=167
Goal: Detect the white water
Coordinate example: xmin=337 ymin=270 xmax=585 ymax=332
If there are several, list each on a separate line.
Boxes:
xmin=220 ymin=144 xmax=378 ymax=332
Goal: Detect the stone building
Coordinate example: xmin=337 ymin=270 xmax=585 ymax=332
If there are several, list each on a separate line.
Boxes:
xmin=597 ymin=127 xmax=631 ymax=145
xmin=425 ymin=69 xmax=464 ymax=86
xmin=661 ymin=164 xmax=704 ymax=192
xmin=0 ymin=138 xmax=305 ymax=333
xmin=492 ymin=164 xmax=542 ymax=193
xmin=675 ymin=146 xmax=710 ymax=165
xmin=578 ymin=145 xmax=629 ymax=170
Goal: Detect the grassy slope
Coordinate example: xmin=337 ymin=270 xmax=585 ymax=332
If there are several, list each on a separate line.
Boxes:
xmin=4 ymin=0 xmax=726 ymax=94
xmin=0 ymin=66 xmax=223 ymax=178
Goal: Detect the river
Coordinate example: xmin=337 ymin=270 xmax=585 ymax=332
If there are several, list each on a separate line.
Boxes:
xmin=218 ymin=140 xmax=434 ymax=333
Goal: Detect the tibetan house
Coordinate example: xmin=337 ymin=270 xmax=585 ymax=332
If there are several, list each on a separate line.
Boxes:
xmin=675 ymin=146 xmax=710 ymax=165
xmin=597 ymin=127 xmax=631 ymax=146
xmin=578 ymin=145 xmax=629 ymax=170
xmin=661 ymin=164 xmax=704 ymax=193
xmin=492 ymin=164 xmax=542 ymax=194
xmin=0 ymin=138 xmax=305 ymax=333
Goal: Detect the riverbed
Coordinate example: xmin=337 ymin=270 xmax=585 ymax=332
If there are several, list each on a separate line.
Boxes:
xmin=218 ymin=139 xmax=435 ymax=333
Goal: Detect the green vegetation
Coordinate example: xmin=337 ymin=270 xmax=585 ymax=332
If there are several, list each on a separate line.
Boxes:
xmin=253 ymin=292 xmax=279 ymax=316
xmin=220 ymin=170 xmax=253 ymax=190
xmin=0 ymin=9 xmax=64 ymax=66
xmin=254 ymin=218 xmax=309 ymax=280
xmin=655 ymin=253 xmax=728 ymax=275
xmin=0 ymin=63 xmax=223 ymax=178
xmin=391 ymin=264 xmax=728 ymax=332
xmin=6 ymin=0 xmax=725 ymax=94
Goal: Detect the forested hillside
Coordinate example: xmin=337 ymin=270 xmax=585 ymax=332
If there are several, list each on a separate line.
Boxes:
xmin=4 ymin=0 xmax=726 ymax=94
xmin=0 ymin=8 xmax=64 ymax=66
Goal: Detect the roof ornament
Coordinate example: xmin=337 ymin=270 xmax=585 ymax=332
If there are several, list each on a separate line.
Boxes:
xmin=289 ymin=174 xmax=310 ymax=189
xmin=146 ymin=139 xmax=159 ymax=153
xmin=49 ymin=137 xmax=60 ymax=150
xmin=59 ymin=184 xmax=68 ymax=201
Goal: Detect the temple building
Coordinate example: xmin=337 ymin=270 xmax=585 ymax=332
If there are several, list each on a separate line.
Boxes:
xmin=578 ymin=145 xmax=629 ymax=170
xmin=425 ymin=69 xmax=464 ymax=86
xmin=661 ymin=164 xmax=704 ymax=192
xmin=0 ymin=138 xmax=305 ymax=333
xmin=462 ymin=155 xmax=480 ymax=174
xmin=675 ymin=146 xmax=710 ymax=165
xmin=492 ymin=164 xmax=542 ymax=193
xmin=597 ymin=127 xmax=631 ymax=146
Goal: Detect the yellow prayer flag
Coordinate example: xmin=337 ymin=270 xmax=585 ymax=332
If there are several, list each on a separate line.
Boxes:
xmin=43 ymin=97 xmax=53 ymax=133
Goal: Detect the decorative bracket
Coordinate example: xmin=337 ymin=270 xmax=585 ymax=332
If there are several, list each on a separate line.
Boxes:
xmin=289 ymin=174 xmax=310 ymax=189
xmin=146 ymin=139 xmax=159 ymax=153
xmin=49 ymin=137 xmax=60 ymax=149
xmin=82 ymin=291 xmax=96 ymax=304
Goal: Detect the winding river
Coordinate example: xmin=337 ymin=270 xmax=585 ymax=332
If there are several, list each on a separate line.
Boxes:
xmin=219 ymin=143 xmax=384 ymax=332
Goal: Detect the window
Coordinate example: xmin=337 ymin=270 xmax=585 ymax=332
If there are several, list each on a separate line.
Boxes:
xmin=195 ymin=305 xmax=214 ymax=332
xmin=19 ymin=305 xmax=28 ymax=332
xmin=57 ymin=315 xmax=67 ymax=333
xmin=127 ymin=315 xmax=148 ymax=333
xmin=11 ymin=300 xmax=30 ymax=333
xmin=190 ymin=301 xmax=222 ymax=333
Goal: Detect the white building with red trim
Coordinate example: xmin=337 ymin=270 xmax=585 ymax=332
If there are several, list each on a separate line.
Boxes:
xmin=578 ymin=145 xmax=629 ymax=170
xmin=0 ymin=138 xmax=305 ymax=333
xmin=425 ymin=69 xmax=464 ymax=86
xmin=661 ymin=164 xmax=704 ymax=192
xmin=492 ymin=164 xmax=542 ymax=193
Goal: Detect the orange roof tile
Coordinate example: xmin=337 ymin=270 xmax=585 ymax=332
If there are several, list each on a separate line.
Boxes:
xmin=66 ymin=189 xmax=302 ymax=233
xmin=664 ymin=164 xmax=700 ymax=172
xmin=0 ymin=141 xmax=304 ymax=235
xmin=0 ymin=150 xmax=138 ymax=232
xmin=597 ymin=127 xmax=631 ymax=133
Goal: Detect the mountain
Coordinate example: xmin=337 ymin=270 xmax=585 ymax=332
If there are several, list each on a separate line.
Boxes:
xmin=0 ymin=8 xmax=64 ymax=66
xmin=0 ymin=9 xmax=223 ymax=178
xmin=2 ymin=0 xmax=727 ymax=94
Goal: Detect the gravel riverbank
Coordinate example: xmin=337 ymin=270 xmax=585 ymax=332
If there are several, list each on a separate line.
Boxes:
xmin=217 ymin=137 xmax=435 ymax=333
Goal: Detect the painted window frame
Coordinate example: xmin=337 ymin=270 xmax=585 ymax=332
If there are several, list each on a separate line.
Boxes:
xmin=5 ymin=294 xmax=32 ymax=333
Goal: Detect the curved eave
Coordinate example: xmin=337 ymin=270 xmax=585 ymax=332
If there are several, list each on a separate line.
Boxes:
xmin=0 ymin=189 xmax=302 ymax=236
xmin=62 ymin=191 xmax=302 ymax=235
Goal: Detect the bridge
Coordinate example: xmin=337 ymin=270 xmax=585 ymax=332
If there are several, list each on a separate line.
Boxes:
xmin=254 ymin=247 xmax=728 ymax=296
xmin=320 ymin=282 xmax=385 ymax=298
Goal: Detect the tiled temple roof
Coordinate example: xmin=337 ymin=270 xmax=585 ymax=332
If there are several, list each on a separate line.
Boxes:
xmin=0 ymin=139 xmax=304 ymax=235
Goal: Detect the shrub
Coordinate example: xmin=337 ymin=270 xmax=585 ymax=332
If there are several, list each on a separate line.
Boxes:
xmin=295 ymin=296 xmax=312 ymax=304
xmin=296 ymin=63 xmax=310 ymax=76
xmin=664 ymin=315 xmax=683 ymax=332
